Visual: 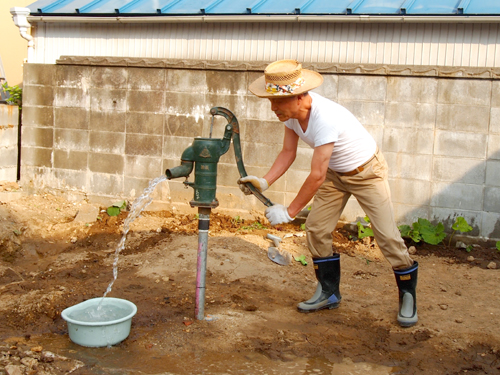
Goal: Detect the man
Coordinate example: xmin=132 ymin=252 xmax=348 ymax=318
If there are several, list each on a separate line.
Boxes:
xmin=239 ymin=60 xmax=418 ymax=327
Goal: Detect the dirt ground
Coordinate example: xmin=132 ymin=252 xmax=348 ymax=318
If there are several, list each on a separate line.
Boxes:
xmin=1 ymin=181 xmax=500 ymax=375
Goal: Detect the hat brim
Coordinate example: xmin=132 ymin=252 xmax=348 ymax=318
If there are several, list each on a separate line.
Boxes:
xmin=248 ymin=69 xmax=323 ymax=98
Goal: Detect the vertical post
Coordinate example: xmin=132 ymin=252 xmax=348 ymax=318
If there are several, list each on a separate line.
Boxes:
xmin=195 ymin=207 xmax=211 ymax=320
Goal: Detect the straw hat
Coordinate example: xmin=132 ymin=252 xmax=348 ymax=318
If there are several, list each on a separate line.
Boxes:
xmin=248 ymin=59 xmax=323 ymax=98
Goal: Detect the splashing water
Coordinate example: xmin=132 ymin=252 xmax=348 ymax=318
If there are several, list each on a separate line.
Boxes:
xmin=98 ymin=175 xmax=168 ymax=309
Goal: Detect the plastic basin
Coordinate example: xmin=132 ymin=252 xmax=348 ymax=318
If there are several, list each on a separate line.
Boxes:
xmin=61 ymin=297 xmax=137 ymax=347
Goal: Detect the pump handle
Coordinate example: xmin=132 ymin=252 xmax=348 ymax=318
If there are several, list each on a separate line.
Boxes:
xmin=210 ymin=107 xmax=274 ymax=207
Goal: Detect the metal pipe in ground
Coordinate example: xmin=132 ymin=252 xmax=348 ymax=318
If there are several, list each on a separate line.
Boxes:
xmin=195 ymin=207 xmax=211 ymax=320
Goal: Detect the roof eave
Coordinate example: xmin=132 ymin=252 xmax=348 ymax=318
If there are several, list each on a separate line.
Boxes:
xmin=27 ymin=14 xmax=500 ymax=24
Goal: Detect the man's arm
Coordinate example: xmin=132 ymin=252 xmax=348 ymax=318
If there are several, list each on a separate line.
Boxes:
xmin=287 ymin=142 xmax=334 ymax=218
xmin=263 ymin=126 xmax=299 ymax=185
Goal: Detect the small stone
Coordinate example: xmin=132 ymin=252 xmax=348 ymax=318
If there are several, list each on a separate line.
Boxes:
xmin=5 ymin=365 xmax=23 ymax=375
xmin=467 ymin=256 xmax=475 ymax=262
xmin=439 ymin=304 xmax=448 ymax=310
xmin=30 ymin=346 xmax=43 ymax=352
xmin=455 ymin=318 xmax=464 ymax=323
xmin=487 ymin=262 xmax=497 ymax=269
xmin=456 ymin=241 xmax=467 ymax=249
xmin=70 ymin=237 xmax=77 ymax=243
xmin=408 ymin=246 xmax=417 ymax=255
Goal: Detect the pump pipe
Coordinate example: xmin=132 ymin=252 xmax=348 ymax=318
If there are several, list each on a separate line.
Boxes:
xmin=11 ymin=8 xmax=34 ymax=63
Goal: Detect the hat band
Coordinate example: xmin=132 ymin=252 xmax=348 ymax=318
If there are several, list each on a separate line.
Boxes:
xmin=265 ymin=76 xmax=305 ymax=95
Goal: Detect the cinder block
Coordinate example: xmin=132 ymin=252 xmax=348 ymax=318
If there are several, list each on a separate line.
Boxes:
xmin=487 ymin=134 xmax=500 ymax=160
xmin=0 ymin=126 xmax=18 ymax=148
xmin=54 ymin=129 xmax=89 ymax=151
xmin=22 ymin=127 xmax=53 ymax=148
xmin=0 ymin=167 xmax=17 ymax=182
xmin=207 ymin=70 xmax=248 ymax=96
xmin=216 ymin=163 xmax=241 ymax=188
xmin=24 ymin=64 xmax=56 ymax=86
xmin=166 ymin=69 xmax=207 ymax=93
xmin=127 ymin=112 xmax=164 ymax=135
xmin=55 ymin=65 xmax=92 ymax=88
xmin=128 ymin=68 xmax=166 ymax=91
xmin=90 ymin=88 xmax=127 ymax=112
xmin=125 ymin=134 xmax=162 ymax=156
xmin=205 ymin=94 xmax=247 ymax=120
xmin=89 ymin=153 xmax=124 ymax=174
xmin=338 ymin=100 xmax=385 ymax=126
xmin=434 ymin=130 xmax=487 ymax=159
xmin=389 ymin=178 xmax=431 ymax=206
xmin=0 ymin=105 xmax=18 ymax=125
xmin=89 ymin=131 xmax=125 ymax=154
xmin=54 ymin=149 xmax=88 ymax=170
xmin=430 ymin=182 xmax=483 ymax=211
xmin=383 ymin=128 xmax=434 ymax=155
xmin=124 ymin=155 xmax=162 ymax=179
xmin=285 ymin=169 xmax=309 ymax=192
xmin=20 ymin=147 xmax=52 ymax=167
xmin=436 ymin=104 xmax=489 ymax=133
xmin=162 ymin=137 xmax=193 ymax=159
xmin=481 ymin=211 xmax=500 ymax=239
xmin=22 ymin=85 xmax=54 ymax=107
xmin=486 ymin=160 xmax=500 ymax=187
xmin=53 ymin=169 xmax=87 ymax=191
xmin=338 ymin=75 xmax=386 ymax=101
xmin=490 ymin=107 xmax=500 ymax=134
xmin=89 ymin=172 xmax=124 ymax=196
xmin=384 ymin=152 xmax=432 ymax=180
xmin=338 ymin=198 xmax=365 ymax=223
xmin=492 ymin=81 xmax=500 ymax=108
xmin=387 ymin=76 xmax=438 ymax=103
xmin=433 ymin=157 xmax=486 ymax=184
xmin=311 ymin=74 xmax=338 ymax=101
xmin=55 ymin=87 xmax=90 ymax=108
xmin=289 ymin=147 xmax=314 ymax=171
xmin=91 ymin=68 xmax=127 ymax=89
xmin=165 ymin=114 xmax=204 ymax=138
xmin=245 ymin=95 xmax=276 ymax=122
xmin=22 ymin=106 xmax=53 ymax=128
xmin=54 ymin=108 xmax=89 ymax=130
xmin=392 ymin=204 xmax=430 ymax=227
xmin=89 ymin=110 xmax=126 ymax=132
xmin=484 ymin=187 xmax=500 ymax=212
xmin=241 ymin=119 xmax=284 ymax=145
xmin=127 ymin=90 xmax=165 ymax=113
xmin=364 ymin=125 xmax=384 ymax=147
xmin=241 ymin=142 xmax=280 ymax=168
xmin=0 ymin=147 xmax=17 ymax=166
xmin=123 ymin=176 xmax=163 ymax=201
xmin=385 ymin=102 xmax=436 ymax=129
xmin=164 ymin=92 xmax=208 ymax=118
xmin=430 ymin=207 xmax=481 ymax=236
xmin=438 ymin=79 xmax=491 ymax=106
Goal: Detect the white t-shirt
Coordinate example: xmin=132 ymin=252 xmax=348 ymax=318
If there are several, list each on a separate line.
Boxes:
xmin=285 ymin=92 xmax=377 ymax=173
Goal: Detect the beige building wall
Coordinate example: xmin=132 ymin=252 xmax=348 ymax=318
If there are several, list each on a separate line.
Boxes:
xmin=0 ymin=1 xmax=32 ymax=86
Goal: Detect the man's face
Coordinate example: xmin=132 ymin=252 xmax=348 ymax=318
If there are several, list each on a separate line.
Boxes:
xmin=268 ymin=95 xmax=300 ymax=122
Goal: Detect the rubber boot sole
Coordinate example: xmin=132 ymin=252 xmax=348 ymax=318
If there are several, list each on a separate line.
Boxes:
xmin=297 ymin=300 xmax=341 ymax=313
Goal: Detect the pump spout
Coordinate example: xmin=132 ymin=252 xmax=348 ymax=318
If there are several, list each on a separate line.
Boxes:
xmin=166 ymin=160 xmax=194 ymax=179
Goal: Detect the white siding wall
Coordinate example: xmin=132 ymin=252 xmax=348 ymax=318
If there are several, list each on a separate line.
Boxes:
xmin=32 ymin=21 xmax=500 ymax=67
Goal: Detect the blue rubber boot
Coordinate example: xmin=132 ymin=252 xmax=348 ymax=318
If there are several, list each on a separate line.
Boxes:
xmin=394 ymin=261 xmax=419 ymax=327
xmin=297 ymin=254 xmax=342 ymax=313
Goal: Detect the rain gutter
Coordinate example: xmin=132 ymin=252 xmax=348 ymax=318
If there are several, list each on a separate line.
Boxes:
xmin=27 ymin=14 xmax=500 ymax=24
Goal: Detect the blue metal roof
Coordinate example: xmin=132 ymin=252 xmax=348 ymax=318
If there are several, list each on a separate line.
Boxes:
xmin=26 ymin=0 xmax=500 ymax=15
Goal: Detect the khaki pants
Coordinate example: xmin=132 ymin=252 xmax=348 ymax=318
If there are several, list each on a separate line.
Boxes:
xmin=305 ymin=149 xmax=413 ymax=270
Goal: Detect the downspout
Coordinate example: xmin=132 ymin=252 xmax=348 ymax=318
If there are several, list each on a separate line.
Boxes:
xmin=10 ymin=7 xmax=34 ymax=63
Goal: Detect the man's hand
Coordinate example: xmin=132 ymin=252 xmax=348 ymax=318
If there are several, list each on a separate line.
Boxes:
xmin=238 ymin=176 xmax=269 ymax=195
xmin=265 ymin=204 xmax=294 ymax=225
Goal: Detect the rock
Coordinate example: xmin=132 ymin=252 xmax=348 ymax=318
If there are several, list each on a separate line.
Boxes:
xmin=439 ymin=304 xmax=448 ymax=310
xmin=408 ymin=246 xmax=417 ymax=255
xmin=455 ymin=241 xmax=467 ymax=249
xmin=487 ymin=262 xmax=497 ymax=269
xmin=74 ymin=204 xmax=99 ymax=223
xmin=5 ymin=365 xmax=23 ymax=375
xmin=467 ymin=256 xmax=475 ymax=262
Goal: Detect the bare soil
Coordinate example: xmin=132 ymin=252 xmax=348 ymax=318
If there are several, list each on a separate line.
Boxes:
xmin=1 ymin=184 xmax=500 ymax=374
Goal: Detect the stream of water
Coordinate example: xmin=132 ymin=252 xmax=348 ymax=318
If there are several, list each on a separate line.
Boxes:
xmin=97 ymin=175 xmax=168 ymax=310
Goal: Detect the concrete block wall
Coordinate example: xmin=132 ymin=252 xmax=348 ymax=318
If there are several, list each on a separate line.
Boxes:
xmin=20 ymin=58 xmax=500 ymax=239
xmin=0 ymin=104 xmax=19 ymax=181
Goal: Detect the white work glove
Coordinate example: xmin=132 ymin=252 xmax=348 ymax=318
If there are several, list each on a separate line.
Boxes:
xmin=238 ymin=176 xmax=269 ymax=195
xmin=265 ymin=204 xmax=294 ymax=226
